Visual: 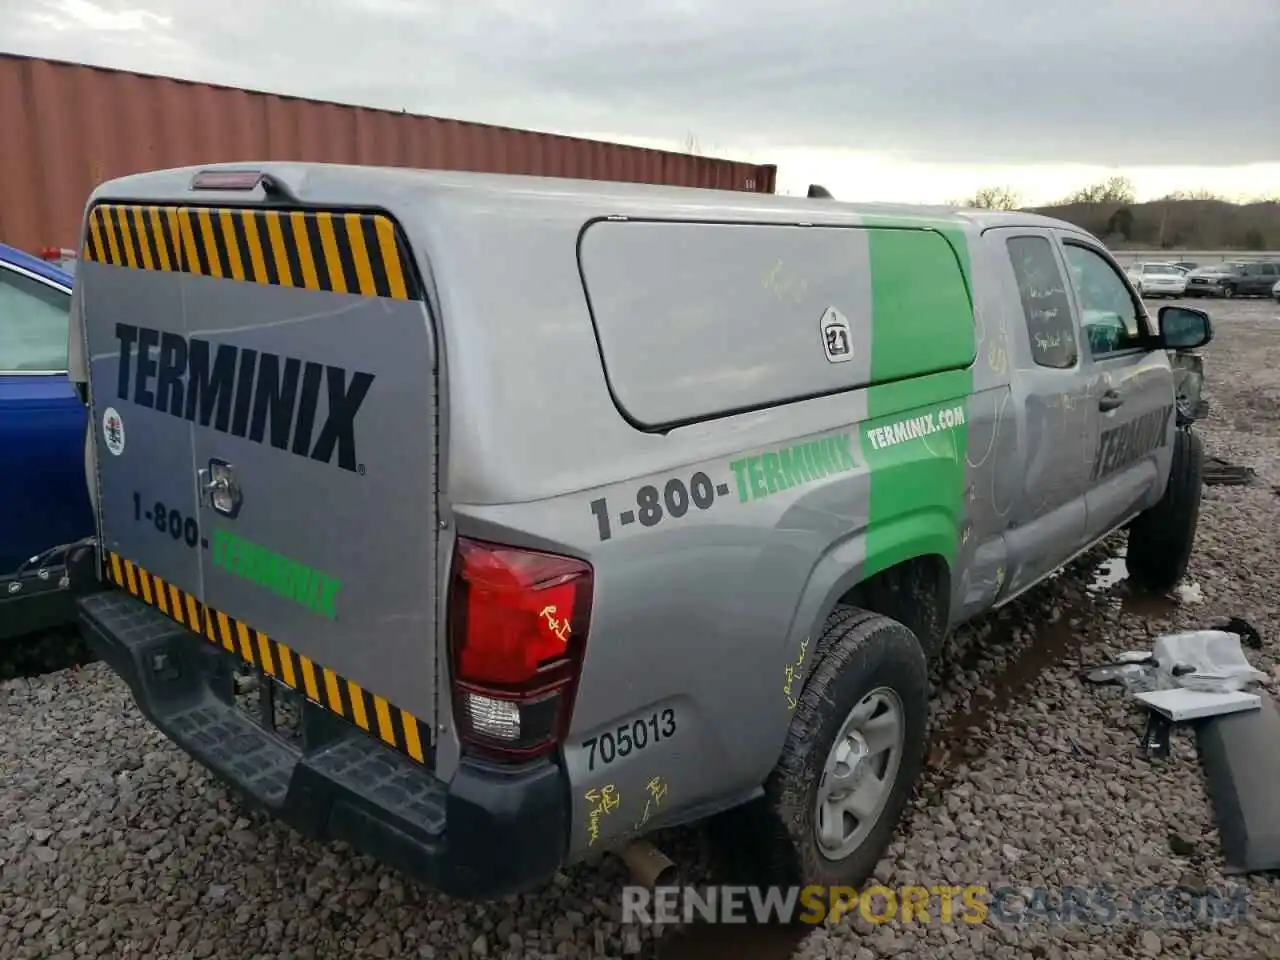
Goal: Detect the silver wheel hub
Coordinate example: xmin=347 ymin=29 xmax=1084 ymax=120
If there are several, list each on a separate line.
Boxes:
xmin=814 ymin=687 xmax=906 ymax=861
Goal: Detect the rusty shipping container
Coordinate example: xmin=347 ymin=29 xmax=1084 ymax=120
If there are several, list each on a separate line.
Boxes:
xmin=0 ymin=53 xmax=777 ymax=255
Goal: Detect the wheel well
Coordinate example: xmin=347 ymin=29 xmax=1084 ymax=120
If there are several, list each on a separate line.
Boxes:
xmin=836 ymin=555 xmax=950 ymax=660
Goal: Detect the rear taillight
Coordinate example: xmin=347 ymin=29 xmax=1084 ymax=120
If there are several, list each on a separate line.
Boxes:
xmin=448 ymin=537 xmax=593 ymax=760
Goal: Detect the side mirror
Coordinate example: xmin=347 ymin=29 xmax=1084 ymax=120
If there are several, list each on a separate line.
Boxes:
xmin=1158 ymin=305 xmax=1213 ymax=350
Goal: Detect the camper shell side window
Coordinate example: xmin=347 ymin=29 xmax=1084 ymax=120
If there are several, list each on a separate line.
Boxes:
xmin=578 ymin=219 xmax=975 ymax=430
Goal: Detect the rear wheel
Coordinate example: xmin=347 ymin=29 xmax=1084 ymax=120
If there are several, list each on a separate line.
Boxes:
xmin=708 ymin=608 xmax=928 ymax=890
xmin=1126 ymin=427 xmax=1204 ymax=592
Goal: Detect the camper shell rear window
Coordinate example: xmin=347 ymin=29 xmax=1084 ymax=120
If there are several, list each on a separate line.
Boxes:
xmin=578 ymin=219 xmax=974 ymax=430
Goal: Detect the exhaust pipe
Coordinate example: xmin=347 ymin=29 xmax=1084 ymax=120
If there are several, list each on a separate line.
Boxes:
xmin=618 ymin=839 xmax=678 ymax=888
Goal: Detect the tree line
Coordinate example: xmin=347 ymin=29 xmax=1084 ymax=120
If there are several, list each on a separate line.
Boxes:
xmin=955 ymin=177 xmax=1279 ymax=250
xmin=678 ymin=132 xmax=1276 ymax=250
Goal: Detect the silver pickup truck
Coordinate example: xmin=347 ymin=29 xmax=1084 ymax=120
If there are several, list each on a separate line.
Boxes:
xmin=64 ymin=164 xmax=1212 ymax=899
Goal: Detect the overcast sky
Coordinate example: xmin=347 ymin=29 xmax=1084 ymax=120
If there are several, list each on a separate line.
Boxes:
xmin=5 ymin=0 xmax=1278 ymax=204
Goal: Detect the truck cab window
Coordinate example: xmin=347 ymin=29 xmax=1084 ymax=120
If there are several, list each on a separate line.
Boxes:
xmin=1062 ymin=243 xmax=1145 ymax=358
xmin=1005 ymin=235 xmax=1078 ymax=369
xmin=0 ymin=267 xmax=70 ymax=372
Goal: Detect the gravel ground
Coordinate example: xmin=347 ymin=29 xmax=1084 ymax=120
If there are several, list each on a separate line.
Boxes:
xmin=4 ymin=297 xmax=1280 ymax=960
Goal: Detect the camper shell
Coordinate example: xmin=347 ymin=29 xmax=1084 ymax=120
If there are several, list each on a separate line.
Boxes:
xmin=67 ymin=163 xmax=1212 ymax=899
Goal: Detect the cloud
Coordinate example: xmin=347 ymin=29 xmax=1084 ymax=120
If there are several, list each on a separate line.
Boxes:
xmin=26 ymin=0 xmax=170 ymax=32
xmin=4 ymin=0 xmax=1277 ymax=197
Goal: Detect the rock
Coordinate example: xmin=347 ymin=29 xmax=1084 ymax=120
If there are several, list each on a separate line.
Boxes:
xmin=622 ymin=928 xmax=642 ymax=954
xmin=873 ymin=926 xmax=900 ymax=955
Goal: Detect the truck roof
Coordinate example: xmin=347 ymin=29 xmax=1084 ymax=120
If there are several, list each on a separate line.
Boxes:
xmin=89 ymin=162 xmax=1087 ymax=237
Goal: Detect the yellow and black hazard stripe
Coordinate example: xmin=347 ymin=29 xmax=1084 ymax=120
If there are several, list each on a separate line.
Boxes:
xmin=81 ymin=203 xmax=422 ymax=301
xmin=103 ymin=549 xmax=429 ymax=765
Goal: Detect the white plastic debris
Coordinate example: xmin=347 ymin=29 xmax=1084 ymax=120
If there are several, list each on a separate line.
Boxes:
xmin=1135 ymin=687 xmax=1261 ymax=722
xmin=1153 ymin=630 xmax=1267 ymax=693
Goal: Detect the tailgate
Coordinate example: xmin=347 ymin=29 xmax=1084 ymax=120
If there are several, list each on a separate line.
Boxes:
xmin=79 ymin=200 xmax=438 ymax=764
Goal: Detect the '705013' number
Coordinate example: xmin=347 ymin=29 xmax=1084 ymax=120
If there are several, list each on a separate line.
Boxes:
xmin=583 ymin=709 xmax=676 ymax=771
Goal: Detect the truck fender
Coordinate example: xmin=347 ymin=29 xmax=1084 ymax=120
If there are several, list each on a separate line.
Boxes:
xmin=760 ymin=513 xmax=955 ymax=774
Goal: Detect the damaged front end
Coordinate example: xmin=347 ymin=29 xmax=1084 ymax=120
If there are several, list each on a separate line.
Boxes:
xmin=1171 ymin=349 xmax=1209 ymax=425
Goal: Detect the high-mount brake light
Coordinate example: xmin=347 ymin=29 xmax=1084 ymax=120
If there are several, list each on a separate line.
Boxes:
xmin=448 ymin=537 xmax=593 ymax=760
xmin=190 ymin=169 xmax=263 ymax=191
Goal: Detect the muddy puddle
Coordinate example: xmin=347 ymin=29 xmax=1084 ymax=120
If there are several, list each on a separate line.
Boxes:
xmin=925 ymin=548 xmax=1205 ymax=794
xmin=1087 ymin=549 xmax=1203 ymax=621
xmin=923 ymin=612 xmax=1083 ymax=789
xmin=1088 ymin=552 xmax=1130 ymax=593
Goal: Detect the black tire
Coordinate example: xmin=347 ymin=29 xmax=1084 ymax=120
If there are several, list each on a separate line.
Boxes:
xmin=708 ymin=607 xmax=928 ymax=889
xmin=1126 ymin=427 xmax=1204 ymax=592
xmin=1222 ymin=284 xmax=1236 ymax=299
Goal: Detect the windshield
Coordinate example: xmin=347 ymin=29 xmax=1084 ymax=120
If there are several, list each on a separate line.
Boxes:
xmin=1144 ymin=264 xmax=1179 ymax=275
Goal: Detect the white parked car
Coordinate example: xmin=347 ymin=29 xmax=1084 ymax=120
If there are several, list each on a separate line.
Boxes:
xmin=1272 ymin=278 xmax=1280 ymax=302
xmin=1126 ymin=262 xmax=1189 ymax=298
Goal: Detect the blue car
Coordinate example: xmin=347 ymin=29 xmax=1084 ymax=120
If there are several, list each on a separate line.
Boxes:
xmin=0 ymin=242 xmax=94 ymax=639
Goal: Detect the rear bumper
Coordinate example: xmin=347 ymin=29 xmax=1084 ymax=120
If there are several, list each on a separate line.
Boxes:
xmin=1 ymin=539 xmax=99 ymax=640
xmin=0 ymin=564 xmax=74 ymax=640
xmin=77 ymin=588 xmax=569 ymax=899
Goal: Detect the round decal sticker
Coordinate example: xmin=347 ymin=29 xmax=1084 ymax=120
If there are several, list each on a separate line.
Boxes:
xmin=102 ymin=406 xmax=125 ymax=456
